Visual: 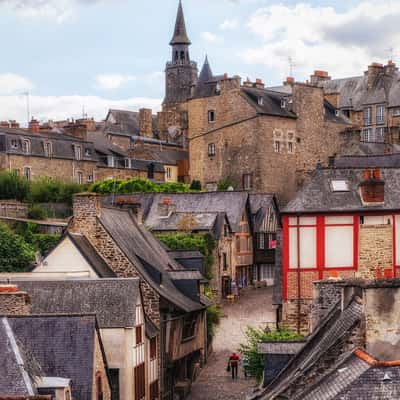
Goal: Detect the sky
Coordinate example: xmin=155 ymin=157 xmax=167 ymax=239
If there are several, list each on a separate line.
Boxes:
xmin=0 ymin=0 xmax=399 ymax=125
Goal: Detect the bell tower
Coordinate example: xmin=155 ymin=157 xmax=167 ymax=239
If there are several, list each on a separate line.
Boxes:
xmin=164 ymin=0 xmax=198 ymax=106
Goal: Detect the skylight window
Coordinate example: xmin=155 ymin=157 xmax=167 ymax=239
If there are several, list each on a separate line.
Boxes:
xmin=331 ymin=180 xmax=349 ymax=192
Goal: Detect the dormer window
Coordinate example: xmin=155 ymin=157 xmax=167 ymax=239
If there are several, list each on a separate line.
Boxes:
xmin=215 ymin=83 xmax=221 ymax=94
xmin=258 ymin=96 xmax=264 ymax=106
xmin=44 ymin=141 xmax=52 ymax=157
xmin=10 ymin=139 xmax=18 ymax=149
xmin=281 ymin=99 xmax=286 ymax=109
xmin=335 ymin=110 xmax=340 ymax=117
xmin=85 ymin=148 xmax=92 ymax=157
xmin=22 ymin=139 xmax=31 ymax=154
xmin=331 ymin=180 xmax=349 ymax=192
xmin=74 ymin=144 xmax=82 ymax=160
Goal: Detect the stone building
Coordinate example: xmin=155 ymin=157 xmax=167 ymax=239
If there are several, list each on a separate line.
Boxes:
xmin=252 ymin=278 xmax=400 ymax=400
xmin=279 ymin=163 xmax=400 ymax=333
xmin=313 ymin=61 xmax=400 ymax=149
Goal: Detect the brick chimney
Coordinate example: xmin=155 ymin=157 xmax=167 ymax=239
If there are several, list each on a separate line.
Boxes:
xmin=243 ymin=78 xmax=253 ymax=88
xmin=310 ymin=70 xmax=331 ymax=85
xmin=254 ymin=78 xmax=265 ymax=89
xmin=158 ymin=196 xmax=176 ymax=217
xmin=0 ymin=285 xmax=31 ymax=315
xmin=360 ymin=168 xmax=385 ymax=204
xmin=63 ymin=122 xmax=88 ymax=141
xmin=220 ymin=75 xmax=241 ymax=93
xmin=71 ymin=193 xmax=101 ymax=237
xmin=139 ymin=108 xmax=153 ymax=138
xmin=284 ymin=76 xmax=295 ymax=86
xmin=115 ymin=196 xmax=143 ymax=224
xmin=28 ymin=118 xmax=40 ymax=133
xmin=384 ymin=60 xmax=398 ymax=75
xmin=367 ymin=63 xmax=384 ymax=90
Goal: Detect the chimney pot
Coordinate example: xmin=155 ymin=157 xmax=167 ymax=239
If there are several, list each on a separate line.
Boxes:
xmin=28 ymin=118 xmax=40 ymax=133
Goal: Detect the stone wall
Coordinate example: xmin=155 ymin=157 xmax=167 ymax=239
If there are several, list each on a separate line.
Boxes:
xmin=0 ymin=287 xmax=31 ymax=315
xmin=282 ymin=299 xmax=312 ymax=335
xmin=0 ymin=201 xmax=28 ymax=218
xmin=95 ymin=166 xmax=165 ymax=182
xmin=93 ymin=332 xmax=112 ymax=400
xmin=358 ymin=225 xmax=393 ymax=279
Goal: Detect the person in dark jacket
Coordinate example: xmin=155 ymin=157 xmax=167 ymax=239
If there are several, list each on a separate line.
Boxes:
xmin=228 ymin=352 xmax=240 ymax=379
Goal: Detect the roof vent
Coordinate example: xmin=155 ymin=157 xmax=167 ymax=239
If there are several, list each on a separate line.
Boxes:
xmin=360 ymin=168 xmax=385 ymax=204
xmin=331 ymin=180 xmax=349 ymax=192
xmin=383 ymin=372 xmax=392 ymax=382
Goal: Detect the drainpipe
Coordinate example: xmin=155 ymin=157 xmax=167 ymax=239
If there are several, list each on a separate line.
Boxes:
xmin=296 ymin=216 xmax=301 ymax=334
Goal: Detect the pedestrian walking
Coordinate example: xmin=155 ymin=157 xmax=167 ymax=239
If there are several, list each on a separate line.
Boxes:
xmin=228 ymin=352 xmax=240 ymax=379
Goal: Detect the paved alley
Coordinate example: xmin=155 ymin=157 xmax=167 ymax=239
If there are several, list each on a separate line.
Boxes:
xmin=188 ymin=286 xmax=275 ymax=400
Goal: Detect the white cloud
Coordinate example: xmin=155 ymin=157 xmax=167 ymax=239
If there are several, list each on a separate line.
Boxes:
xmin=0 ymin=73 xmax=34 ymax=95
xmin=95 ymin=74 xmax=136 ymax=90
xmin=0 ymin=94 xmax=161 ymax=125
xmin=201 ymin=31 xmax=223 ymax=44
xmin=219 ymin=18 xmax=239 ymax=30
xmin=243 ymin=1 xmax=400 ymax=79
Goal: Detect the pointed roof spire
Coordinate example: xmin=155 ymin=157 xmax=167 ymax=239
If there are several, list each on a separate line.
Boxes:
xmin=199 ymin=55 xmax=213 ymax=82
xmin=170 ymin=0 xmax=191 ymax=45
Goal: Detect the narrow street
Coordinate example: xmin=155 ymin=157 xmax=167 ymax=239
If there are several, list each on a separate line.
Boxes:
xmin=188 ymin=286 xmax=275 ymax=400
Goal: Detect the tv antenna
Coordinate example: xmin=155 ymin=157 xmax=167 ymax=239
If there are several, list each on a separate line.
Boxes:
xmin=21 ymin=91 xmax=30 ymax=126
xmin=288 ymin=56 xmax=297 ymax=77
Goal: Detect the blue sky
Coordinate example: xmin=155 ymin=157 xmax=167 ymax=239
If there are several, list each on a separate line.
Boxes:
xmin=0 ymin=0 xmax=399 ymax=123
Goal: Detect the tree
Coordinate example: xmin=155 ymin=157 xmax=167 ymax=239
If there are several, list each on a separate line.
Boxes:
xmin=239 ymin=327 xmax=303 ymax=382
xmin=0 ymin=223 xmax=36 ymax=272
xmin=0 ymin=171 xmax=30 ymax=201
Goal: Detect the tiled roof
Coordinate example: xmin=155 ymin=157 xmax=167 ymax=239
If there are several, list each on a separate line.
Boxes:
xmin=104 ymin=109 xmax=158 ymax=136
xmin=98 ymin=207 xmax=204 ymax=312
xmin=8 ymin=279 xmax=139 ymax=328
xmin=283 ymin=167 xmax=400 ymax=213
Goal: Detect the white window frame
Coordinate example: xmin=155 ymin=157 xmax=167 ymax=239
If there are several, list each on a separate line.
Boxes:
xmin=363 ymin=107 xmax=372 ymax=126
xmin=243 ymin=173 xmax=252 ymax=190
xmin=376 ymin=104 xmax=385 ymax=124
xmin=288 ymin=141 xmax=294 ymax=154
xmin=22 ymin=139 xmax=31 ymax=154
xmin=44 ymin=141 xmax=52 ymax=158
xmin=74 ymin=144 xmax=82 ymax=160
xmin=274 ymin=141 xmax=281 ymax=153
xmin=76 ymin=171 xmax=83 ymax=185
xmin=23 ymin=166 xmax=31 ymax=181
xmin=208 ymin=143 xmax=216 ymax=157
xmin=258 ymin=96 xmax=264 ymax=106
xmin=362 ymin=128 xmax=372 ymax=142
xmin=207 ymin=110 xmax=216 ymax=123
xmin=376 ymin=127 xmax=385 ymax=143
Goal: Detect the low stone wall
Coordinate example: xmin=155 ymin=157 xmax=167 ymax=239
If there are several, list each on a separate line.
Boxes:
xmin=0 ymin=200 xmax=28 ymax=218
xmin=0 ymin=288 xmax=31 ymax=316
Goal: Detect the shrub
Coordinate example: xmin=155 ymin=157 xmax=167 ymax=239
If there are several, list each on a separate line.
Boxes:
xmin=207 ymin=304 xmax=221 ymax=341
xmin=28 ymin=204 xmax=47 ymax=220
xmin=0 ymin=223 xmax=36 ymax=272
xmin=217 ymin=177 xmax=237 ymax=191
xmin=239 ymin=327 xmax=303 ymax=382
xmin=189 ymin=180 xmax=202 ymax=191
xmin=32 ymin=233 xmax=60 ymax=254
xmin=0 ymin=171 xmax=30 ymax=201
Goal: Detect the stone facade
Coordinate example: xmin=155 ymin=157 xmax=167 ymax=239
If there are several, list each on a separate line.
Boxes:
xmin=93 ymin=332 xmax=112 ymax=400
xmin=0 ymin=201 xmax=28 ymax=218
xmin=0 ymin=287 xmax=31 ymax=316
xmin=95 ymin=166 xmax=164 ymax=182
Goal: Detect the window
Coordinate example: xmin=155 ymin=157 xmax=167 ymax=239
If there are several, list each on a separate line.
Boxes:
xmin=331 ymin=180 xmax=349 ymax=192
xmin=165 ymin=167 xmax=171 ymax=179
xmin=22 ymin=139 xmax=31 ymax=154
xmin=376 ymin=104 xmax=385 ymax=124
xmin=289 ymin=217 xmax=317 ymax=269
xmin=23 ymin=167 xmax=31 ymax=181
xmin=223 ymin=252 xmax=228 ymax=270
xmin=208 ymin=110 xmax=216 ymax=123
xmin=281 ymin=99 xmax=286 ymax=108
xmin=147 ymin=163 xmax=155 ymax=179
xmin=74 ymin=144 xmax=82 ymax=160
xmin=134 ymin=363 xmax=146 ymax=400
xmin=10 ymin=139 xmax=18 ymax=149
xmin=150 ymin=381 xmax=159 ymax=400
xmin=288 ymin=142 xmax=294 ymax=154
xmin=394 ymin=108 xmax=400 ymax=117
xmin=274 ymin=141 xmax=281 ymax=153
xmin=335 ymin=110 xmax=340 ymax=117
xmin=258 ymin=96 xmax=264 ymax=106
xmin=136 ymin=326 xmax=143 ymax=345
xmin=109 ymin=369 xmax=120 ymax=400
xmin=76 ymin=171 xmax=83 ymax=185
xmin=257 ymin=233 xmax=265 ymax=250
xmin=182 ymin=315 xmax=197 ymax=340
xmin=363 ymin=107 xmax=372 ymax=125
xmin=362 ymin=128 xmax=372 ymax=142
xmin=376 ymin=127 xmax=385 ymax=143
xmin=87 ymin=175 xmax=93 ymax=183
xmin=124 ymin=158 xmax=130 ymax=168
xmin=43 ymin=141 xmax=52 ymax=157
xmin=243 ymin=173 xmax=252 ymax=190
xmin=208 ymin=143 xmax=216 ymax=157
xmin=150 ymin=337 xmax=157 ymax=360
xmin=236 ymin=236 xmax=241 ymax=252
xmin=85 ymin=148 xmax=92 ymax=156
xmin=224 ymin=224 xmax=229 ymax=237
xmin=267 ymin=233 xmax=277 ymax=249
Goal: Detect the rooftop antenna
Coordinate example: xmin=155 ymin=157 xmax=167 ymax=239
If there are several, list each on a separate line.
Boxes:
xmin=387 ymin=46 xmax=394 ymax=61
xmin=288 ymin=56 xmax=296 ymax=77
xmin=21 ymin=91 xmax=31 ymax=126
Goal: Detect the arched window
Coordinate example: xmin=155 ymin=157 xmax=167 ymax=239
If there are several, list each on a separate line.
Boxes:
xmin=175 ymin=51 xmax=178 ymax=61
xmin=180 ymin=51 xmax=185 ymax=61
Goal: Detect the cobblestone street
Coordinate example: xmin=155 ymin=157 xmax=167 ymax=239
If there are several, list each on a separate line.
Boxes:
xmin=188 ymin=286 xmax=275 ymax=400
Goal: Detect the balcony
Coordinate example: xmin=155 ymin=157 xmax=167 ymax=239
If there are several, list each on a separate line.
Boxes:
xmin=236 ymin=253 xmax=253 ymax=266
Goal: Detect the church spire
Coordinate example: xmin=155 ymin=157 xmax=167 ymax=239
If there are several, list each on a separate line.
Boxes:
xmin=199 ymin=55 xmax=213 ymax=82
xmin=170 ymin=0 xmax=191 ymax=45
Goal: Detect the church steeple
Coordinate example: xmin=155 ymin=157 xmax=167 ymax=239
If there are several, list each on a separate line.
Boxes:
xmin=170 ymin=0 xmax=191 ymax=45
xmin=199 ymin=55 xmax=213 ymax=82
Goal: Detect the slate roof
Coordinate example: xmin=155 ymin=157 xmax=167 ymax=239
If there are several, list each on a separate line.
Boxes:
xmin=144 ymin=192 xmax=249 ymax=233
xmin=168 ymin=270 xmax=204 ymax=280
xmin=7 ymin=315 xmax=101 ymax=400
xmin=249 ymin=194 xmax=278 ymax=233
xmin=0 ymin=128 xmax=97 ymax=162
xmin=283 ymin=167 xmax=400 ymax=214
xmin=168 ymin=250 xmax=204 ymax=260
xmin=98 ymin=207 xmax=204 ymax=312
xmin=8 ymin=279 xmax=139 ymax=328
xmin=131 ymin=143 xmax=188 ymax=166
xmin=67 ymin=233 xmax=116 ymax=278
xmin=254 ymin=298 xmax=364 ymax=399
xmin=199 ymin=56 xmax=213 ymax=82
xmin=335 ymin=153 xmax=400 ymax=168
xmin=170 ymin=0 xmax=191 ymax=45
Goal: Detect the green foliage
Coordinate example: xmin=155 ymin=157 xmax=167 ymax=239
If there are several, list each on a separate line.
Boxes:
xmin=239 ymin=327 xmax=303 ymax=382
xmin=217 ymin=177 xmax=237 ymax=191
xmin=0 ymin=223 xmax=36 ymax=272
xmin=0 ymin=171 xmax=30 ymax=201
xmin=28 ymin=204 xmax=47 ymax=220
xmin=89 ymin=177 xmax=191 ymax=195
xmin=156 ymin=233 xmax=215 ymax=280
xmin=206 ymin=304 xmax=221 ymax=341
xmin=28 ymin=177 xmax=84 ymax=205
xmin=189 ymin=180 xmax=202 ymax=191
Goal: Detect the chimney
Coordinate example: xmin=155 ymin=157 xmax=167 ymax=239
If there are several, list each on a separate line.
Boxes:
xmin=28 ymin=118 xmax=40 ymax=133
xmin=9 ymin=120 xmax=20 ymax=129
xmin=63 ymin=122 xmax=88 ymax=141
xmin=284 ymin=76 xmax=295 ymax=86
xmin=71 ymin=193 xmax=101 ymax=237
xmin=243 ymin=77 xmax=253 ymax=88
xmin=384 ymin=60 xmax=398 ymax=75
xmin=367 ymin=63 xmax=384 ymax=90
xmin=360 ymin=168 xmax=385 ymax=204
xmin=158 ymin=197 xmax=176 ymax=217
xmin=220 ymin=75 xmax=241 ymax=93
xmin=139 ymin=108 xmax=153 ymax=138
xmin=115 ymin=196 xmax=143 ymax=224
xmin=310 ymin=70 xmax=331 ymax=84
xmin=254 ymin=78 xmax=265 ymax=89
xmin=0 ymin=284 xmax=31 ymax=315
